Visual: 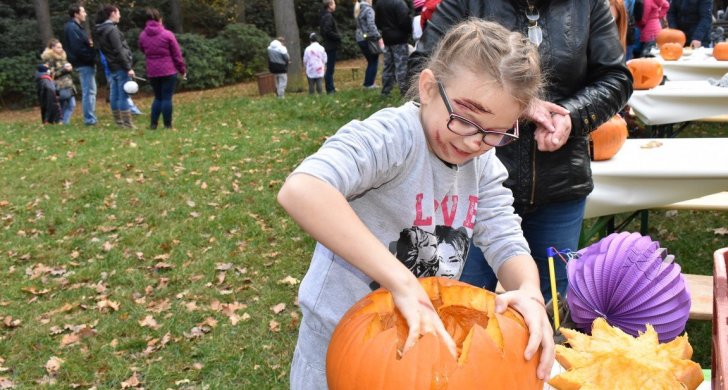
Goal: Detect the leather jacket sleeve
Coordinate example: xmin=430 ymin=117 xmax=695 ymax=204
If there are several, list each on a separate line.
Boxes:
xmin=557 ymin=0 xmax=633 ymax=136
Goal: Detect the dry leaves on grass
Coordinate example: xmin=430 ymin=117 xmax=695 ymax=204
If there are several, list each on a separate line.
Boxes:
xmin=271 ymin=303 xmax=286 ymax=314
xmin=0 ymin=377 xmax=14 ymax=389
xmin=2 ymin=317 xmax=21 ymax=329
xmin=44 ymin=356 xmax=63 ymax=375
xmin=121 ymin=372 xmax=141 ymax=388
xmin=714 ymin=227 xmax=728 ymax=236
xmin=277 ymin=275 xmax=300 ymax=286
xmin=138 ymin=315 xmax=161 ymax=330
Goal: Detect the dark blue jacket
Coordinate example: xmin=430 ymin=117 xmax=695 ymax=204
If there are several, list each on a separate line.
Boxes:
xmin=667 ymin=0 xmax=713 ymax=46
xmin=63 ymin=19 xmax=96 ymax=68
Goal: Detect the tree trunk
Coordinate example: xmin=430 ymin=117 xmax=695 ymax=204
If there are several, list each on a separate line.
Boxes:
xmin=272 ymin=0 xmax=304 ymax=92
xmin=235 ymin=0 xmax=246 ymax=23
xmin=33 ymin=0 xmax=53 ymax=47
xmin=169 ymin=0 xmax=184 ymax=33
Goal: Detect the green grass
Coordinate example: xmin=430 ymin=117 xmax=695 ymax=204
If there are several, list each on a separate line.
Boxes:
xmin=0 ymin=71 xmax=725 ymax=387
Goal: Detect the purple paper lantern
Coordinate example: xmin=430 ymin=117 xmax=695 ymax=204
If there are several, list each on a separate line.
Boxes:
xmin=566 ymin=232 xmax=691 ymax=342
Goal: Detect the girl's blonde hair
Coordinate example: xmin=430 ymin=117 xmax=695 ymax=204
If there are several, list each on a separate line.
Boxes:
xmin=609 ymin=0 xmax=628 ymax=50
xmin=408 ymin=18 xmax=542 ymax=109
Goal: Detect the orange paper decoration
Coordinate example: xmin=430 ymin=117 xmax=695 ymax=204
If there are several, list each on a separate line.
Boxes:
xmin=326 ymin=277 xmax=543 ymax=390
xmin=627 ymin=58 xmax=664 ymax=90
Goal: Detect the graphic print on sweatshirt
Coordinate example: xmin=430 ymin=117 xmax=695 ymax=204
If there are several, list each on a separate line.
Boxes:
xmin=368 ymin=193 xmax=475 ymax=291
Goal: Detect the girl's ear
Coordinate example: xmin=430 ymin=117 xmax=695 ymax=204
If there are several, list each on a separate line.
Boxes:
xmin=418 ymin=68 xmax=437 ymax=105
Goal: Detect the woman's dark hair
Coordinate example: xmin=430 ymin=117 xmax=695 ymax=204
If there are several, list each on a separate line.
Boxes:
xmin=146 ymin=8 xmax=162 ymax=22
xmin=97 ymin=5 xmax=118 ymax=23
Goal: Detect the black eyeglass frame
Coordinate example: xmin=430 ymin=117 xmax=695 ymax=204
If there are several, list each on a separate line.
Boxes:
xmin=436 ymin=81 xmax=519 ymax=147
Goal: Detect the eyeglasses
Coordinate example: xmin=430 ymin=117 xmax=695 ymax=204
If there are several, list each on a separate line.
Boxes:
xmin=436 ymin=81 xmax=519 ymax=147
xmin=526 ymin=3 xmax=543 ymax=46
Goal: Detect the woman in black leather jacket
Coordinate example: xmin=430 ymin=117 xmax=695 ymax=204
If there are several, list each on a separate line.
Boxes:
xmin=409 ymin=0 xmax=633 ymax=303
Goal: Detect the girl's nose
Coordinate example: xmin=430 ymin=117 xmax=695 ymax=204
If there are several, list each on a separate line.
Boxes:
xmin=463 ymin=133 xmax=486 ymax=151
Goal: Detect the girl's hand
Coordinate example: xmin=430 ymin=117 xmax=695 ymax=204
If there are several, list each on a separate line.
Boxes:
xmin=534 ymin=112 xmax=572 ymax=152
xmin=524 ymin=98 xmax=570 ymax=133
xmin=494 ymin=291 xmax=554 ymax=380
xmin=390 ymin=277 xmax=458 ymax=359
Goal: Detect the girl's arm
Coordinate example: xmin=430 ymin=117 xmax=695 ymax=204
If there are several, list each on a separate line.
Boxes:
xmin=497 ymin=254 xmax=555 ymax=380
xmin=277 ymin=173 xmax=457 ymax=358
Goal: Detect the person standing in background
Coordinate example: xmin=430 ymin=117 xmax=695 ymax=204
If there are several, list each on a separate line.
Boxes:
xmin=320 ymin=0 xmax=341 ymax=94
xmin=139 ymin=8 xmax=187 ymax=129
xmin=668 ymin=0 xmax=713 ymax=48
xmin=94 ymin=5 xmax=136 ymax=129
xmin=303 ymin=33 xmax=327 ymax=95
xmin=637 ymin=0 xmax=669 ymax=56
xmin=267 ymin=37 xmax=290 ymax=99
xmin=41 ymin=39 xmax=76 ymax=125
xmin=374 ymin=0 xmax=412 ymax=97
xmin=63 ymin=4 xmax=97 ymax=126
xmin=354 ymin=0 xmax=382 ymax=89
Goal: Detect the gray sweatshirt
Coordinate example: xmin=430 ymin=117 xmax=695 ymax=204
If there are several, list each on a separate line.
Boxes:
xmin=289 ymin=102 xmax=530 ymax=389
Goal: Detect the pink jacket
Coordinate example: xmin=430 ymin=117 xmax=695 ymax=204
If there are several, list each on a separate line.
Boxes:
xmin=138 ymin=20 xmax=186 ymax=78
xmin=638 ymin=0 xmax=670 ymax=42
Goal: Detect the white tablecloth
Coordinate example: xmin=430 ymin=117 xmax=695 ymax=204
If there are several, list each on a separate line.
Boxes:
xmin=584 ymin=138 xmax=728 ymax=218
xmin=627 ymin=81 xmax=728 ymax=125
xmin=656 ymin=48 xmax=728 ymax=81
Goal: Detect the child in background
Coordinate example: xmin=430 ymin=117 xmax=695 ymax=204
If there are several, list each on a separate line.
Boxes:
xmin=278 ymin=19 xmax=554 ymax=389
xmin=36 ymin=64 xmax=62 ymax=124
xmin=267 ymin=36 xmax=290 ymax=98
xmin=302 ymin=33 xmax=327 ymax=95
xmin=41 ymin=39 xmax=76 ymax=124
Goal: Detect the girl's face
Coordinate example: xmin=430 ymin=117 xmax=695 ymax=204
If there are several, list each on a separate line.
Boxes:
xmin=52 ymin=43 xmax=63 ymax=54
xmin=418 ymin=68 xmax=522 ymax=166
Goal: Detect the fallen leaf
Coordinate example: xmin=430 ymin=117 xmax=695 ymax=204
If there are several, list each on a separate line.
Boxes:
xmin=269 ymin=320 xmax=280 ymax=332
xmin=215 ymin=263 xmax=233 ymax=271
xmin=277 ymin=275 xmax=300 ymax=286
xmin=0 ymin=377 xmax=12 ymax=389
xmin=102 ymin=242 xmax=114 ymax=252
xmin=2 ymin=317 xmax=21 ymax=328
xmin=714 ymin=227 xmax=728 ymax=236
xmin=96 ymin=299 xmax=120 ymax=312
xmin=45 ymin=356 xmax=63 ymax=375
xmin=138 ymin=315 xmax=160 ymax=330
xmin=120 ymin=372 xmax=141 ymax=388
xmin=60 ymin=333 xmax=80 ymax=347
xmin=271 ymin=303 xmax=286 ymax=314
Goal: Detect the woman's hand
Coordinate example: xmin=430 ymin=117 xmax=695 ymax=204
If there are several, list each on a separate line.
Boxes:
xmin=690 ymin=39 xmax=702 ymax=49
xmin=494 ymin=291 xmax=554 ymax=380
xmin=534 ymin=112 xmax=572 ymax=152
xmin=524 ymin=98 xmax=570 ymax=133
xmin=390 ymin=276 xmax=458 ymax=359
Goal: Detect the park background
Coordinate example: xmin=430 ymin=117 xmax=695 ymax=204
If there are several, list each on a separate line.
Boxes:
xmin=1 ymin=0 xmax=726 ymax=388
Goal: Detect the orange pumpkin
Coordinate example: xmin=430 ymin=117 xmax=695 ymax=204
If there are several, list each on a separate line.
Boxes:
xmin=656 ymin=28 xmax=686 ymax=48
xmin=714 ymin=42 xmax=728 ymax=60
xmin=590 ymin=115 xmax=628 ymax=161
xmin=660 ymin=42 xmax=683 ymax=60
xmin=627 ymin=58 xmax=664 ymax=90
xmin=326 ymin=277 xmax=543 ymax=389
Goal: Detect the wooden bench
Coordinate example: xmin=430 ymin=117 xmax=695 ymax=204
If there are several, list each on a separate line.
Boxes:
xmin=494 ymin=272 xmax=712 ymax=320
xmin=337 ymin=66 xmax=361 ymax=81
xmin=655 ymin=191 xmax=728 ymax=212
